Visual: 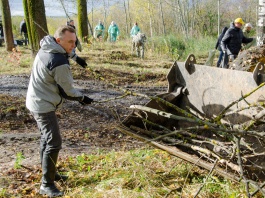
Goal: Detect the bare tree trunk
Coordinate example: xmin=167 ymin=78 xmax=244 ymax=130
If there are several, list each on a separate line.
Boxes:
xmin=123 ymin=0 xmax=129 ymax=35
xmin=176 ymin=0 xmax=188 ymax=38
xmin=148 ymin=0 xmax=153 ymax=37
xmin=91 ymin=0 xmax=94 ymax=31
xmin=173 ymin=0 xmax=179 ymax=33
xmin=87 ymin=18 xmax=93 ymax=36
xmin=23 ymin=0 xmax=48 ymax=56
xmin=127 ymin=0 xmax=132 ymax=29
xmin=159 ymin=0 xmax=166 ymax=35
xmin=0 ymin=0 xmax=15 ymax=51
xmin=257 ymin=0 xmax=265 ymax=46
xmin=191 ymin=0 xmax=195 ymax=36
xmin=103 ymin=0 xmax=107 ymax=26
xmin=77 ymin=0 xmax=89 ymax=42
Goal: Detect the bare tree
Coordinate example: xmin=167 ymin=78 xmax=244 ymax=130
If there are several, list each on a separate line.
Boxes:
xmin=127 ymin=0 xmax=132 ymax=29
xmin=0 ymin=0 xmax=15 ymax=51
xmin=159 ymin=0 xmax=166 ymax=35
xmin=77 ymin=0 xmax=89 ymax=42
xmin=103 ymin=0 xmax=107 ymax=26
xmin=23 ymin=0 xmax=48 ymax=56
xmin=91 ymin=0 xmax=94 ymax=30
xmin=123 ymin=0 xmax=129 ymax=35
xmin=148 ymin=0 xmax=153 ymax=37
xmin=176 ymin=0 xmax=188 ymax=38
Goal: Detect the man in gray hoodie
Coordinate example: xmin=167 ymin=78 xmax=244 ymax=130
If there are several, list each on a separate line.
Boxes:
xmin=26 ymin=25 xmax=93 ymax=197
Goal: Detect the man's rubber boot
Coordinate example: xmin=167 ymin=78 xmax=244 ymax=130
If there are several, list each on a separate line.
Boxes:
xmin=55 ymin=172 xmax=68 ymax=182
xmin=40 ymin=152 xmax=63 ymax=197
xmin=40 ymin=149 xmax=68 ymax=182
xmin=40 ymin=184 xmax=63 ymax=197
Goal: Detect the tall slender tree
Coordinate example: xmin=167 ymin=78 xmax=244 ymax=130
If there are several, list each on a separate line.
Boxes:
xmin=148 ymin=0 xmax=153 ymax=37
xmin=77 ymin=0 xmax=89 ymax=43
xmin=159 ymin=0 xmax=166 ymax=35
xmin=127 ymin=0 xmax=132 ymax=29
xmin=23 ymin=0 xmax=48 ymax=56
xmin=123 ymin=0 xmax=129 ymax=35
xmin=0 ymin=0 xmax=15 ymax=51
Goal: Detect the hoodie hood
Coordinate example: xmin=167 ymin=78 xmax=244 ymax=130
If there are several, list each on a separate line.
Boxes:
xmin=230 ymin=22 xmax=240 ymax=31
xmin=40 ymin=35 xmax=67 ymax=54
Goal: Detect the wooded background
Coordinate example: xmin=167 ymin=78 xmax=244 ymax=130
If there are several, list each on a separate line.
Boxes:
xmin=0 ymin=0 xmax=258 ymax=53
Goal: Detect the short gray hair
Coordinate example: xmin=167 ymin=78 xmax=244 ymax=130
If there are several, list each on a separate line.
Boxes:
xmin=54 ymin=25 xmax=76 ymax=39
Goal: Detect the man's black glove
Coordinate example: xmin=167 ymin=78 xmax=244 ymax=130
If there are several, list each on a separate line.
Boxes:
xmin=79 ymin=96 xmax=93 ymax=105
xmin=76 ymin=56 xmax=87 ymax=68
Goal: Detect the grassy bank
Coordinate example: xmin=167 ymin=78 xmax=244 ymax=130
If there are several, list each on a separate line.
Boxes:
xmin=1 ymin=148 xmax=252 ymax=198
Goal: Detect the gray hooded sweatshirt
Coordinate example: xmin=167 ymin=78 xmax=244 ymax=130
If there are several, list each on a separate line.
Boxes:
xmin=26 ymin=35 xmax=83 ymax=113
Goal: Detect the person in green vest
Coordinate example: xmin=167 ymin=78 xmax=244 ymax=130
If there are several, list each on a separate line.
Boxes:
xmin=242 ymin=23 xmax=255 ymax=50
xmin=130 ymin=22 xmax=140 ymax=37
xmin=94 ymin=20 xmax=105 ymax=41
xmin=108 ymin=21 xmax=120 ymax=42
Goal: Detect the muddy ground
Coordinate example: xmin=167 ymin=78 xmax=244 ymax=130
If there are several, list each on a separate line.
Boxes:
xmin=0 ymin=72 xmax=167 ymax=174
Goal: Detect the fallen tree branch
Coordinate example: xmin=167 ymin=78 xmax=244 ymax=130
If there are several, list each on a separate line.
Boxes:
xmin=130 ymin=104 xmax=265 ymax=140
xmin=235 ymin=136 xmax=250 ymax=197
xmin=117 ymin=124 xmax=241 ymax=181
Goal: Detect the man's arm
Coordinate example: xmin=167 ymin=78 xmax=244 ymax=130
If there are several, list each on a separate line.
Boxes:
xmin=70 ymin=52 xmax=87 ymax=68
xmin=54 ymin=65 xmax=93 ymax=104
xmin=242 ymin=35 xmax=253 ymax=44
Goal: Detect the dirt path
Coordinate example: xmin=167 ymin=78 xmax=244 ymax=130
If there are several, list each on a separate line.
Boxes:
xmin=0 ymin=74 xmax=167 ymax=172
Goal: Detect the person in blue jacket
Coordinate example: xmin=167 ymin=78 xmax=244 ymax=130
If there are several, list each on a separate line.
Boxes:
xmin=108 ymin=21 xmax=120 ymax=42
xmin=130 ymin=22 xmax=140 ymax=37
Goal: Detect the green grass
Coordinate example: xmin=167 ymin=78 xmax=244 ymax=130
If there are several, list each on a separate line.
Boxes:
xmin=0 ymin=46 xmax=33 ymax=75
xmin=0 ymin=141 xmax=258 ymax=197
xmin=53 ymin=148 xmax=251 ymax=198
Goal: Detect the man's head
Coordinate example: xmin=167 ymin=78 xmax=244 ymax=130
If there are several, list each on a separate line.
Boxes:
xmin=234 ymin=18 xmax=245 ymax=28
xmin=54 ymin=25 xmax=76 ymax=54
xmin=69 ymin=19 xmax=74 ymax=26
xmin=245 ymin=23 xmax=252 ymax=31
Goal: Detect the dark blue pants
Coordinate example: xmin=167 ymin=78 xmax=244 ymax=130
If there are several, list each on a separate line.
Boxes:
xmin=217 ymin=50 xmax=224 ymax=67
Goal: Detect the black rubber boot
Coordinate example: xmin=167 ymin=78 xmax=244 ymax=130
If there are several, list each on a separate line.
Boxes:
xmin=40 ymin=184 xmax=63 ymax=197
xmin=41 ymin=150 xmax=68 ymax=182
xmin=55 ymin=172 xmax=68 ymax=182
xmin=39 ymin=152 xmax=63 ymax=197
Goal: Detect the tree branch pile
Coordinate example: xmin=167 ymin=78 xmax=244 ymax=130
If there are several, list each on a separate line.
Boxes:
xmin=230 ymin=44 xmax=265 ymax=71
xmin=119 ymin=84 xmax=265 ymax=196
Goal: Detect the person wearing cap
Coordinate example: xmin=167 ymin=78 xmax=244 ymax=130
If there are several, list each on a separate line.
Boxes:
xmin=220 ymin=18 xmax=253 ymax=68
